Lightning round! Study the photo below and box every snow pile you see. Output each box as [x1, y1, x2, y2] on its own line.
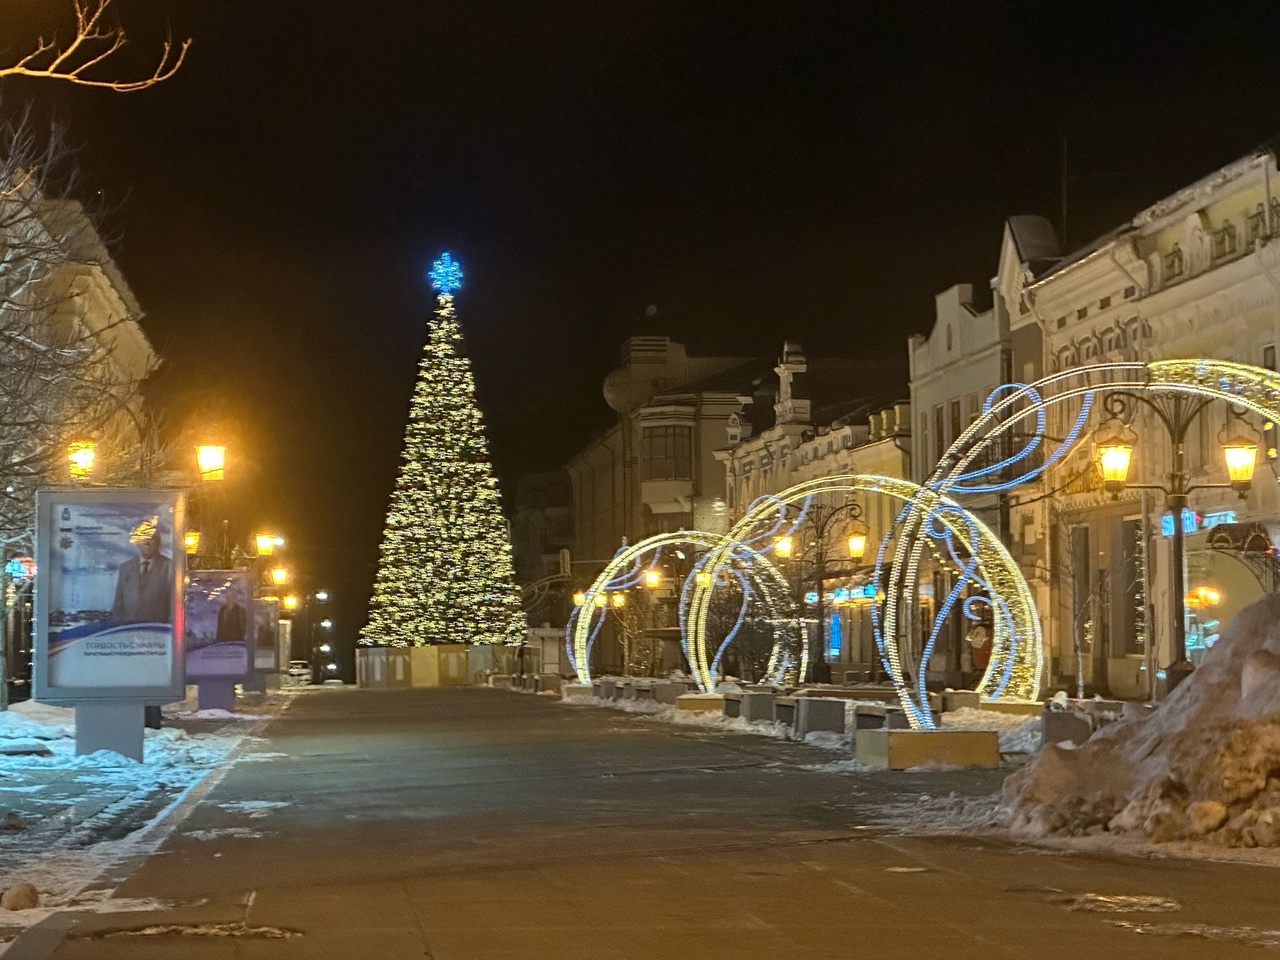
[0, 700, 75, 740]
[941, 707, 1041, 754]
[1005, 593, 1280, 845]
[561, 694, 790, 738]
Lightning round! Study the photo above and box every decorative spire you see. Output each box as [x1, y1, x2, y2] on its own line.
[428, 251, 464, 295]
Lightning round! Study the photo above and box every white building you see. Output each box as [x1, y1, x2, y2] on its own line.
[993, 150, 1280, 697]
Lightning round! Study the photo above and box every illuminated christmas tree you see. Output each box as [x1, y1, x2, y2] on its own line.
[361, 253, 525, 647]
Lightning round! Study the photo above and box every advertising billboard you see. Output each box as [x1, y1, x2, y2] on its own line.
[34, 488, 185, 703]
[184, 570, 251, 679]
[253, 597, 280, 671]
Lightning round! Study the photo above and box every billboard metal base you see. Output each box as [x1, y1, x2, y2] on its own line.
[75, 701, 145, 761]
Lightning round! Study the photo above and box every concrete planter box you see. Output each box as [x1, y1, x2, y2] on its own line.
[796, 697, 845, 736]
[774, 697, 797, 726]
[561, 682, 593, 699]
[489, 673, 512, 688]
[676, 694, 724, 713]
[387, 649, 412, 689]
[979, 699, 1043, 717]
[740, 691, 776, 722]
[631, 682, 654, 700]
[855, 729, 1000, 770]
[853, 704, 888, 729]
[941, 690, 980, 712]
[535, 674, 562, 694]
[722, 693, 743, 718]
[653, 681, 687, 705]
[1042, 709, 1089, 747]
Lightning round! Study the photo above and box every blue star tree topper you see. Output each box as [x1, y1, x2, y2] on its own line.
[428, 252, 464, 295]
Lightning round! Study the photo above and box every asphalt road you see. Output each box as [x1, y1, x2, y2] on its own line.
[19, 687, 1280, 959]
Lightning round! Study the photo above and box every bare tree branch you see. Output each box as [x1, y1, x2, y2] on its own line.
[0, 0, 189, 92]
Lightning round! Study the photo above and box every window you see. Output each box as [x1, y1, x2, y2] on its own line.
[920, 414, 929, 462]
[1099, 296, 1112, 310]
[644, 510, 692, 537]
[949, 400, 962, 445]
[1077, 307, 1088, 320]
[1266, 346, 1277, 460]
[1124, 285, 1137, 299]
[641, 425, 692, 481]
[932, 405, 944, 464]
[966, 392, 981, 425]
[1165, 244, 1184, 280]
[1055, 316, 1066, 329]
[1211, 223, 1238, 260]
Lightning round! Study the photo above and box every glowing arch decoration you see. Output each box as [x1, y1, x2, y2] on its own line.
[923, 358, 1280, 708]
[568, 531, 802, 691]
[685, 475, 1038, 728]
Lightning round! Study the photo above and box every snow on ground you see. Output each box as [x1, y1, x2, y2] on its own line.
[562, 695, 792, 739]
[940, 707, 1041, 754]
[0, 697, 279, 945]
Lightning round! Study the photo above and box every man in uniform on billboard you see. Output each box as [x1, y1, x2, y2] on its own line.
[110, 518, 172, 624]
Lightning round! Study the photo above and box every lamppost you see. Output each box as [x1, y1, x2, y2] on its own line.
[1093, 394, 1258, 693]
[774, 499, 869, 684]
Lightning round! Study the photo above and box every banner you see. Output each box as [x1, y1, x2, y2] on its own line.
[253, 597, 280, 670]
[184, 570, 251, 679]
[35, 488, 185, 702]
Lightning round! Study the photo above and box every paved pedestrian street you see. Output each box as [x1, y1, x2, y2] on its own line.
[9, 687, 1280, 959]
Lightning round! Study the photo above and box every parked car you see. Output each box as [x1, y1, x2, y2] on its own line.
[287, 660, 311, 682]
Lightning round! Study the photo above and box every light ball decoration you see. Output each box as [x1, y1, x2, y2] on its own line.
[572, 590, 587, 606]
[196, 444, 226, 482]
[67, 441, 96, 481]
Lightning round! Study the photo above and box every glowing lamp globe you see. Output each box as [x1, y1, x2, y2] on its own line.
[196, 444, 226, 482]
[67, 441, 96, 481]
[643, 569, 662, 588]
[774, 535, 794, 559]
[1093, 427, 1134, 495]
[848, 532, 868, 561]
[1222, 434, 1258, 493]
[593, 593, 607, 608]
[183, 530, 201, 555]
[572, 590, 586, 606]
[283, 595, 299, 611]
[271, 567, 288, 586]
[255, 533, 282, 556]
[694, 571, 710, 587]
[610, 592, 626, 608]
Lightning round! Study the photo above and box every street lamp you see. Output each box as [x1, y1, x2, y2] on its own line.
[314, 589, 330, 602]
[1094, 395, 1259, 691]
[320, 618, 333, 629]
[271, 566, 288, 587]
[183, 530, 201, 555]
[282, 594, 299, 612]
[255, 533, 283, 556]
[572, 590, 587, 606]
[643, 568, 662, 589]
[847, 529, 868, 562]
[195, 444, 226, 482]
[67, 441, 96, 481]
[610, 592, 626, 608]
[774, 535, 794, 559]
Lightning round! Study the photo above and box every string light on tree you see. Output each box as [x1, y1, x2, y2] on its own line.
[361, 252, 525, 647]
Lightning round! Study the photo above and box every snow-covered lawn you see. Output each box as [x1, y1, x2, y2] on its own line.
[0, 697, 280, 947]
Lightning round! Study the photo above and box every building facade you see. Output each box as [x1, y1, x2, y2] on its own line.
[992, 150, 1280, 697]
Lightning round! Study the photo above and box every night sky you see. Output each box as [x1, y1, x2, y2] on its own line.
[5, 2, 1280, 661]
